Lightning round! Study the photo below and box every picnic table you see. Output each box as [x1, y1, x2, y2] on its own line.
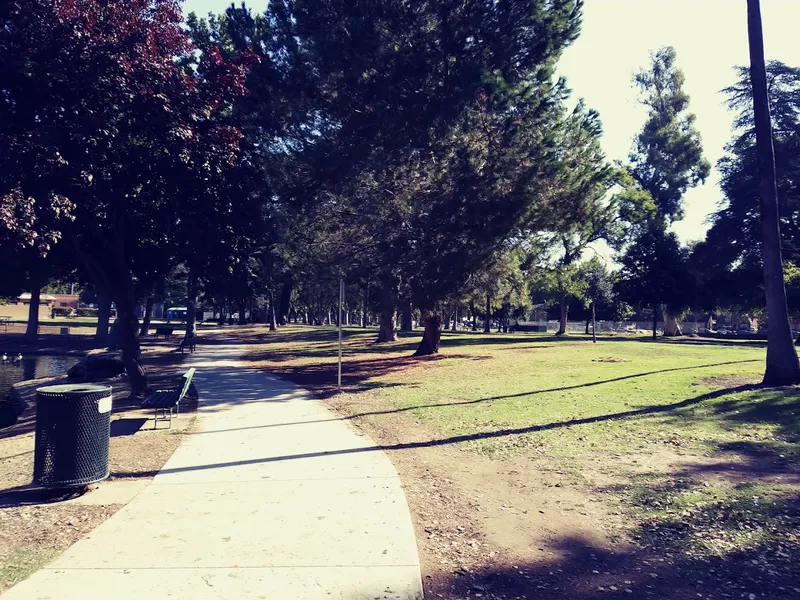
[0, 316, 10, 332]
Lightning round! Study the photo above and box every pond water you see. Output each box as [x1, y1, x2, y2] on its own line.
[0, 355, 81, 400]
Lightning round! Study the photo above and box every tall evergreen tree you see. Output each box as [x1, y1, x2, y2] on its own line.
[542, 100, 615, 335]
[622, 46, 710, 336]
[227, 0, 587, 355]
[693, 62, 800, 321]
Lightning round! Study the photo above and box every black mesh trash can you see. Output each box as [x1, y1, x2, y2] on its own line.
[33, 384, 112, 488]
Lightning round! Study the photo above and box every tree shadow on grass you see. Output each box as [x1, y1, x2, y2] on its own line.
[265, 353, 487, 398]
[261, 358, 756, 405]
[705, 386, 800, 441]
[424, 524, 800, 599]
[437, 434, 800, 599]
[576, 450, 800, 600]
[116, 384, 772, 478]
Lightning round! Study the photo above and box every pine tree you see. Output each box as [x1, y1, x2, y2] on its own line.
[623, 47, 710, 337]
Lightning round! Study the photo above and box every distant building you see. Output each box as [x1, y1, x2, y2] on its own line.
[17, 293, 79, 310]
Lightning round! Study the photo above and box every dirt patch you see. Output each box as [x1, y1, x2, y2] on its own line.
[326, 390, 632, 599]
[592, 357, 631, 363]
[0, 342, 196, 592]
[700, 374, 762, 388]
[0, 503, 117, 589]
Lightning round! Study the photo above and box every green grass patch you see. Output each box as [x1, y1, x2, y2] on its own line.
[0, 548, 57, 592]
[251, 327, 800, 462]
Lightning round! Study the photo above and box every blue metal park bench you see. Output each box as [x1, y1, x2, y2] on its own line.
[141, 367, 196, 429]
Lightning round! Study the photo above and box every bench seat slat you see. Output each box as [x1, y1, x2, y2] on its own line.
[142, 390, 180, 408]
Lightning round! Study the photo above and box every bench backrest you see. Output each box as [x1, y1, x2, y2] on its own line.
[178, 367, 196, 401]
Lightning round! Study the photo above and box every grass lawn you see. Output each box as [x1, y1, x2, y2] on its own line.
[241, 326, 800, 599]
[246, 326, 784, 458]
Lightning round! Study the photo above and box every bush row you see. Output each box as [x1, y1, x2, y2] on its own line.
[50, 307, 118, 318]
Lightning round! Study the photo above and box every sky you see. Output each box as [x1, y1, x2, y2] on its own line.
[183, 0, 800, 244]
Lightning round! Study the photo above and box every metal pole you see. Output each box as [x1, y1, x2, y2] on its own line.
[338, 277, 343, 391]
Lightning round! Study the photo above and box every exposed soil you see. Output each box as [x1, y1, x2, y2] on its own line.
[0, 341, 197, 592]
[700, 374, 762, 388]
[327, 389, 626, 599]
[592, 357, 631, 363]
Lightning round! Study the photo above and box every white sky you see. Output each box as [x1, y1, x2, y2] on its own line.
[184, 0, 800, 244]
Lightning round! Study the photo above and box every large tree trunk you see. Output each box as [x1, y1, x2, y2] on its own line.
[139, 294, 154, 337]
[470, 300, 477, 331]
[556, 295, 568, 336]
[185, 269, 198, 340]
[268, 293, 277, 331]
[452, 306, 458, 331]
[25, 282, 40, 341]
[748, 0, 800, 384]
[238, 299, 247, 325]
[376, 276, 399, 342]
[401, 297, 413, 332]
[96, 291, 112, 343]
[362, 284, 369, 329]
[591, 301, 597, 344]
[414, 310, 442, 356]
[278, 273, 292, 326]
[484, 293, 491, 333]
[115, 293, 147, 397]
[663, 311, 682, 336]
[652, 303, 658, 340]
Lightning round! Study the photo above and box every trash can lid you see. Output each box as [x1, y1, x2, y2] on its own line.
[36, 384, 112, 395]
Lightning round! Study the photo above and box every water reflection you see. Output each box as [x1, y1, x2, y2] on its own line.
[0, 355, 81, 399]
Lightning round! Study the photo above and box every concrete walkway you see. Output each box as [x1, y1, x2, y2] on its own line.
[4, 345, 423, 599]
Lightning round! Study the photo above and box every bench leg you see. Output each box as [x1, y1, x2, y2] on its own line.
[152, 407, 175, 429]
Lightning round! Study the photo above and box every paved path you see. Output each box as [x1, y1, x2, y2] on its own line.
[4, 345, 423, 599]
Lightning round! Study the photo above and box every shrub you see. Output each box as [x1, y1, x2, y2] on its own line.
[52, 307, 76, 318]
[76, 307, 117, 318]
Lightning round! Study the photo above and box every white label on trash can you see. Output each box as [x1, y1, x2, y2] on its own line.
[98, 396, 112, 414]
